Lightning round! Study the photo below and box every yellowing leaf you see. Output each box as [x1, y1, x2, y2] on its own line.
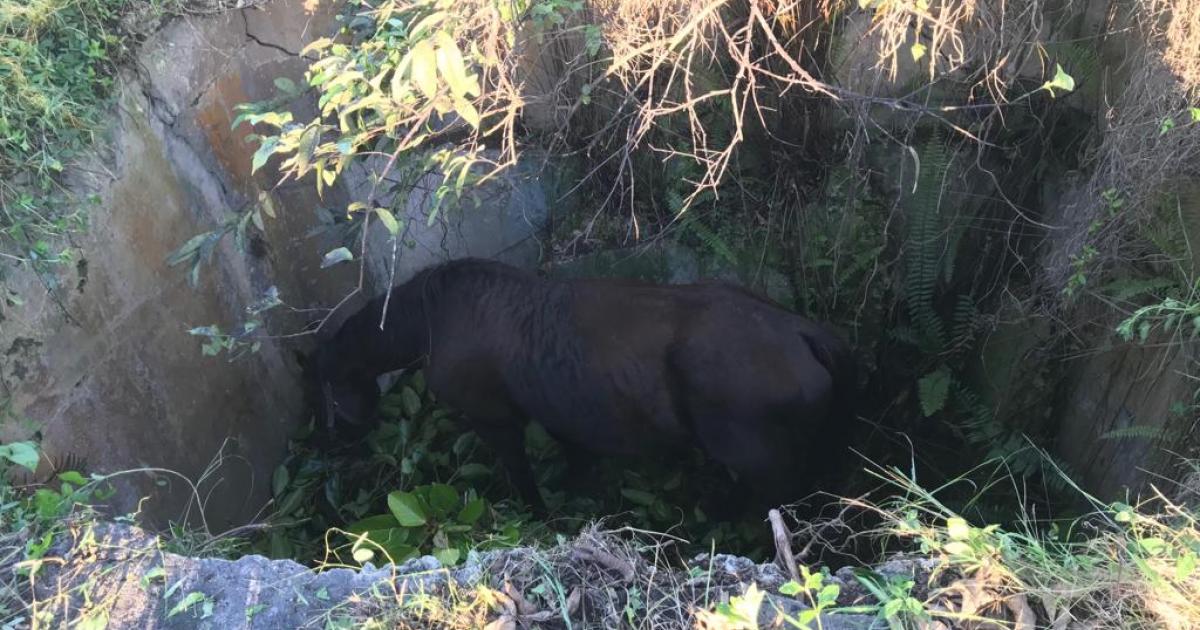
[943, 541, 972, 556]
[910, 42, 927, 62]
[454, 99, 481, 128]
[411, 39, 439, 99]
[300, 37, 334, 57]
[320, 247, 354, 268]
[375, 207, 402, 235]
[1042, 63, 1076, 97]
[946, 517, 971, 540]
[434, 32, 471, 99]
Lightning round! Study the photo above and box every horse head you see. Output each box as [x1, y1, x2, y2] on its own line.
[312, 345, 382, 441]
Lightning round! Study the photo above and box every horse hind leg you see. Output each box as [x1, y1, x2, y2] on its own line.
[686, 403, 807, 515]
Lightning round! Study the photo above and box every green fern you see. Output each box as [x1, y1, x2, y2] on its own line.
[954, 387, 1072, 491]
[902, 131, 952, 354]
[948, 294, 979, 352]
[1100, 425, 1173, 442]
[682, 215, 739, 268]
[1101, 277, 1180, 302]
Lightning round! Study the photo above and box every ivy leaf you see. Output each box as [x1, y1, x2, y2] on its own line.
[388, 491, 427, 527]
[1041, 64, 1076, 97]
[320, 247, 354, 268]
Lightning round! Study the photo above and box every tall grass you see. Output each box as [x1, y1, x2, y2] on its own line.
[850, 457, 1200, 629]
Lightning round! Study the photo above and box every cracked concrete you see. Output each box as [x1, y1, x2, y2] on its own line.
[0, 0, 548, 531]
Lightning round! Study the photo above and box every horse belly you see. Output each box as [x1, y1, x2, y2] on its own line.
[530, 393, 678, 457]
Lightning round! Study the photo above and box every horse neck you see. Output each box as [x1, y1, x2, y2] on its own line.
[327, 296, 426, 377]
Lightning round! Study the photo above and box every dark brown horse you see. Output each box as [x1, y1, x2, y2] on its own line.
[311, 258, 856, 513]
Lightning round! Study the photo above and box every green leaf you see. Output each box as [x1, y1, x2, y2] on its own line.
[1177, 550, 1197, 580]
[387, 491, 427, 527]
[166, 232, 209, 266]
[272, 465, 289, 498]
[1190, 107, 1200, 123]
[1138, 537, 1168, 556]
[320, 247, 354, 268]
[140, 566, 166, 588]
[778, 580, 803, 596]
[58, 470, 87, 486]
[620, 488, 657, 507]
[411, 39, 439, 99]
[296, 125, 322, 172]
[433, 547, 461, 566]
[457, 497, 486, 525]
[375, 208, 402, 236]
[1041, 63, 1076, 97]
[1160, 116, 1177, 135]
[917, 368, 952, 417]
[1, 442, 39, 472]
[168, 592, 208, 618]
[273, 77, 298, 95]
[251, 136, 281, 173]
[401, 387, 422, 417]
[427, 484, 459, 518]
[346, 514, 401, 534]
[457, 463, 492, 479]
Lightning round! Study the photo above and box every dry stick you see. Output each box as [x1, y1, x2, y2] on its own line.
[768, 508, 800, 583]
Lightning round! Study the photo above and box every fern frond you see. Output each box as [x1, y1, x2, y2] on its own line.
[682, 215, 739, 267]
[1100, 425, 1172, 442]
[902, 130, 952, 353]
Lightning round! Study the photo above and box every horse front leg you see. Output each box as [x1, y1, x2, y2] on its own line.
[470, 420, 546, 515]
